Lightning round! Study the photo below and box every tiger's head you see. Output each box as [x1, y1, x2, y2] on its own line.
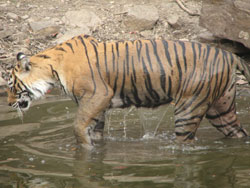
[0, 52, 56, 112]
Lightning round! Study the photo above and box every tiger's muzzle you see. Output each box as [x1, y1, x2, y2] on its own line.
[9, 91, 32, 111]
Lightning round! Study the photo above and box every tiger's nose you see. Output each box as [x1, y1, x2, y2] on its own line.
[19, 101, 28, 108]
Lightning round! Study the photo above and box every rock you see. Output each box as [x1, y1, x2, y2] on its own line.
[21, 15, 29, 20]
[0, 29, 14, 39]
[140, 30, 152, 38]
[0, 77, 6, 87]
[64, 9, 101, 28]
[0, 67, 7, 87]
[29, 20, 55, 32]
[200, 0, 250, 49]
[8, 32, 29, 45]
[167, 15, 180, 29]
[0, 49, 5, 54]
[234, 0, 250, 14]
[35, 26, 61, 39]
[6, 12, 19, 20]
[55, 27, 91, 44]
[198, 31, 217, 42]
[123, 5, 159, 31]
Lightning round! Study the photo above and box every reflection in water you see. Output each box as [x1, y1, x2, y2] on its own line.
[0, 95, 250, 187]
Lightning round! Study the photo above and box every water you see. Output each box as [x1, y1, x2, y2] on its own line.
[0, 93, 250, 188]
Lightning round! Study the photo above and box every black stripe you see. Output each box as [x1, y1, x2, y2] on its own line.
[229, 52, 234, 66]
[74, 38, 78, 46]
[66, 42, 74, 53]
[175, 75, 208, 115]
[90, 39, 98, 47]
[180, 42, 197, 93]
[126, 42, 130, 76]
[175, 114, 203, 125]
[136, 40, 142, 62]
[113, 45, 119, 94]
[216, 50, 226, 96]
[181, 88, 210, 117]
[72, 82, 79, 106]
[179, 41, 187, 72]
[78, 36, 96, 96]
[173, 43, 182, 95]
[167, 76, 172, 98]
[120, 60, 126, 105]
[49, 65, 67, 94]
[162, 40, 172, 67]
[211, 48, 220, 99]
[191, 42, 197, 75]
[175, 131, 195, 140]
[145, 43, 153, 71]
[12, 76, 17, 91]
[55, 47, 67, 52]
[209, 119, 238, 128]
[142, 57, 160, 103]
[36, 54, 51, 59]
[195, 45, 211, 93]
[197, 43, 202, 60]
[17, 78, 33, 95]
[130, 75, 141, 106]
[115, 42, 120, 57]
[150, 40, 166, 93]
[104, 43, 110, 84]
[112, 44, 116, 72]
[206, 102, 235, 120]
[131, 56, 137, 83]
[17, 83, 23, 91]
[83, 35, 90, 39]
[91, 42, 109, 96]
[222, 51, 231, 95]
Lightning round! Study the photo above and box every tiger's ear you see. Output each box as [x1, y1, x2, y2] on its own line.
[17, 52, 31, 71]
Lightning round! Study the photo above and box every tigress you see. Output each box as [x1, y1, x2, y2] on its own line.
[1, 34, 249, 149]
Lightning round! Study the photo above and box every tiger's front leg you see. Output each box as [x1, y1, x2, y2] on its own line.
[74, 91, 113, 150]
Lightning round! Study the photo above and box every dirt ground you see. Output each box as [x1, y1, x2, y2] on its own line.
[0, 0, 203, 64]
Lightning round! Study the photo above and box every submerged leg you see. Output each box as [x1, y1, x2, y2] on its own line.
[74, 91, 113, 149]
[206, 84, 248, 138]
[174, 99, 209, 143]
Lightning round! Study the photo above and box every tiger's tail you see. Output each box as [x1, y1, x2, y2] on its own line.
[236, 58, 250, 84]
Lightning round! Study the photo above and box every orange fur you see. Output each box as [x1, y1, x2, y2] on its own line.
[1, 34, 249, 149]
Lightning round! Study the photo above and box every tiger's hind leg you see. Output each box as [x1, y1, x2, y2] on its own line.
[174, 99, 209, 143]
[206, 84, 248, 138]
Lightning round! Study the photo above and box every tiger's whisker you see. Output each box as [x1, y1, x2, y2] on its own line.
[17, 106, 24, 123]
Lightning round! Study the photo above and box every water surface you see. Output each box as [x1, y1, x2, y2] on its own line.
[0, 93, 250, 188]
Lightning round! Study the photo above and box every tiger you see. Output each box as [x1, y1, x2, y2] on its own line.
[1, 34, 249, 149]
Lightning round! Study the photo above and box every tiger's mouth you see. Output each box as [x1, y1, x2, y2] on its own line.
[11, 91, 32, 112]
[18, 100, 29, 109]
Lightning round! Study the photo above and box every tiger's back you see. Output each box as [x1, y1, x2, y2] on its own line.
[46, 36, 235, 108]
[1, 34, 249, 149]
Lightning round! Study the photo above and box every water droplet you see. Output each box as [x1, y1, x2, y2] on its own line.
[29, 157, 34, 161]
[41, 160, 45, 164]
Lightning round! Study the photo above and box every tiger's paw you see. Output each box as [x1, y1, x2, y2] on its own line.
[87, 126, 104, 143]
[175, 132, 197, 144]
